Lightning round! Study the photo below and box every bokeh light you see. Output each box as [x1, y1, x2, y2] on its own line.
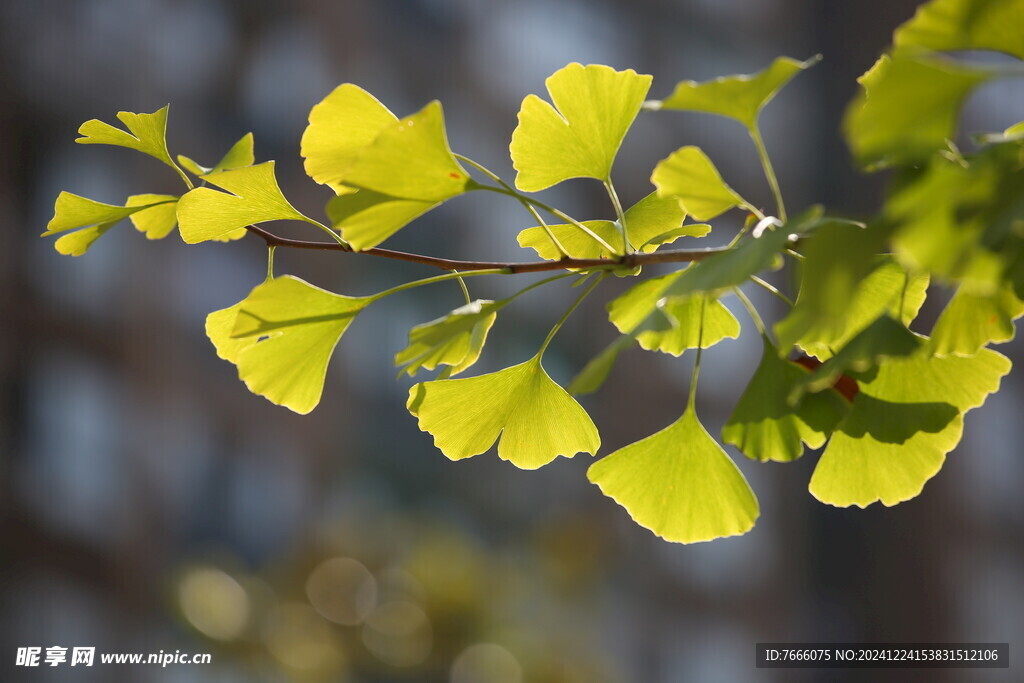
[450, 643, 523, 683]
[178, 567, 250, 641]
[306, 556, 378, 625]
[361, 600, 433, 667]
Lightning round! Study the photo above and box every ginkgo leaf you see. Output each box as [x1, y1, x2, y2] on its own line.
[568, 335, 634, 396]
[42, 191, 172, 256]
[588, 407, 758, 544]
[407, 355, 600, 470]
[640, 294, 740, 356]
[664, 226, 791, 298]
[775, 220, 929, 358]
[326, 188, 440, 252]
[511, 63, 652, 192]
[517, 220, 621, 260]
[809, 347, 1010, 507]
[894, 0, 1024, 60]
[636, 224, 711, 252]
[654, 55, 821, 129]
[301, 84, 399, 193]
[607, 270, 685, 334]
[396, 299, 501, 377]
[342, 100, 470, 202]
[178, 132, 255, 177]
[792, 315, 923, 399]
[126, 194, 178, 239]
[722, 339, 847, 463]
[651, 146, 746, 221]
[843, 52, 990, 169]
[177, 162, 316, 244]
[930, 284, 1024, 356]
[216, 276, 372, 414]
[76, 106, 190, 186]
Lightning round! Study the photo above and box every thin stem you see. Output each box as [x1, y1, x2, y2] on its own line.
[476, 184, 620, 256]
[604, 180, 631, 255]
[370, 268, 508, 302]
[455, 154, 571, 259]
[750, 275, 795, 307]
[244, 224, 726, 273]
[734, 286, 768, 340]
[727, 213, 757, 249]
[538, 273, 606, 356]
[785, 248, 805, 261]
[749, 125, 786, 222]
[304, 218, 350, 248]
[687, 297, 707, 409]
[266, 245, 276, 282]
[454, 271, 471, 304]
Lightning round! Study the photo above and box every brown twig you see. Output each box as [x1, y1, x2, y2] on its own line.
[245, 224, 726, 274]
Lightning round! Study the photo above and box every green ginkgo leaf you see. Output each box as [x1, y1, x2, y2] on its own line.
[178, 132, 256, 177]
[775, 221, 929, 357]
[407, 355, 600, 470]
[722, 339, 847, 463]
[640, 294, 740, 356]
[511, 63, 652, 192]
[342, 101, 470, 202]
[396, 299, 501, 377]
[588, 407, 759, 543]
[126, 194, 179, 240]
[211, 276, 372, 414]
[654, 55, 821, 129]
[177, 162, 316, 244]
[809, 347, 1010, 507]
[301, 84, 399, 193]
[76, 106, 190, 186]
[42, 191, 172, 256]
[517, 220, 622, 261]
[894, 0, 1024, 60]
[651, 146, 746, 221]
[930, 284, 1024, 356]
[606, 270, 683, 334]
[568, 335, 635, 396]
[792, 315, 923, 399]
[843, 52, 990, 169]
[326, 188, 440, 252]
[664, 226, 791, 298]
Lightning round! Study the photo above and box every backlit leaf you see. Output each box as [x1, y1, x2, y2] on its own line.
[723, 339, 847, 462]
[326, 188, 440, 252]
[655, 55, 821, 129]
[930, 284, 1024, 356]
[809, 347, 1010, 507]
[568, 335, 634, 396]
[43, 191, 172, 256]
[178, 132, 255, 177]
[651, 146, 745, 221]
[407, 355, 600, 470]
[664, 226, 791, 298]
[843, 52, 990, 169]
[214, 276, 371, 414]
[640, 294, 740, 356]
[588, 407, 758, 543]
[76, 106, 189, 185]
[177, 162, 315, 244]
[126, 194, 178, 239]
[511, 63, 652, 192]
[894, 0, 1024, 60]
[396, 299, 500, 377]
[517, 220, 621, 261]
[301, 84, 399, 193]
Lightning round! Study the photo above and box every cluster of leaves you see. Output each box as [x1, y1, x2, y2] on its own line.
[44, 0, 1023, 543]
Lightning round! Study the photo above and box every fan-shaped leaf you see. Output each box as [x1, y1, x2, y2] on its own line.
[126, 194, 179, 240]
[809, 347, 1010, 507]
[396, 300, 500, 377]
[76, 106, 189, 184]
[326, 188, 441, 252]
[843, 52, 990, 169]
[722, 339, 847, 463]
[651, 146, 745, 221]
[588, 407, 758, 543]
[517, 220, 621, 260]
[511, 63, 652, 192]
[568, 335, 634, 396]
[177, 162, 315, 244]
[43, 192, 172, 256]
[407, 355, 600, 470]
[655, 55, 820, 129]
[931, 284, 1024, 356]
[665, 227, 791, 298]
[209, 276, 371, 414]
[894, 0, 1024, 60]
[178, 132, 255, 177]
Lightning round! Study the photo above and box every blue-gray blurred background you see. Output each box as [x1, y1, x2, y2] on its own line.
[2, 1, 1023, 681]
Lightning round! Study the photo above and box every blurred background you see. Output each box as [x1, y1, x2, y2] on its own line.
[2, 0, 1023, 681]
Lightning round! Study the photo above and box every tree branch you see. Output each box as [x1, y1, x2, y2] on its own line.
[245, 225, 726, 274]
